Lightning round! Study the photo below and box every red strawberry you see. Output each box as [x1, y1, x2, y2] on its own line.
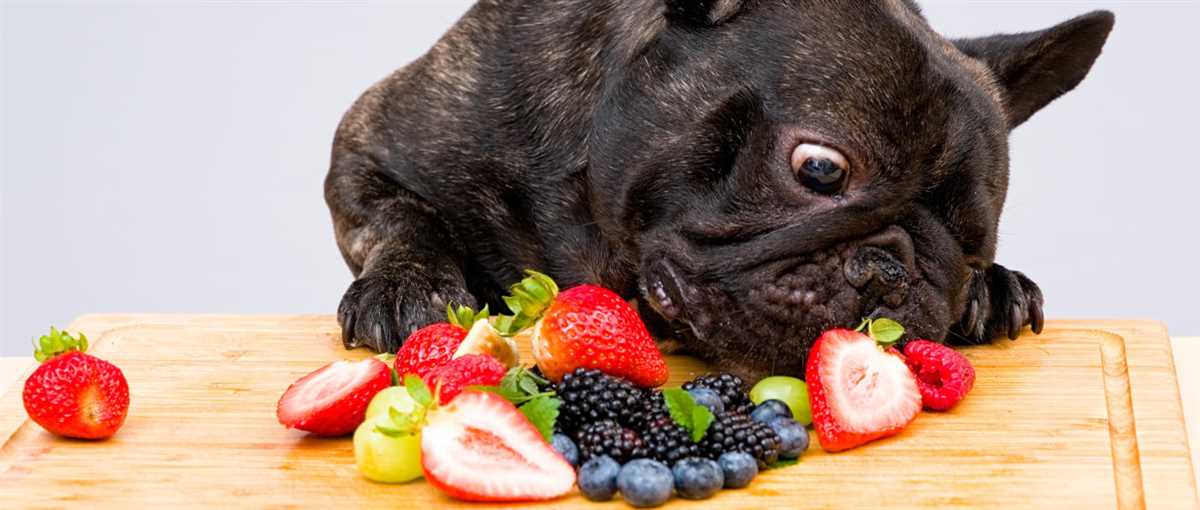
[806, 328, 921, 452]
[394, 304, 489, 379]
[423, 354, 507, 404]
[277, 358, 391, 436]
[421, 391, 575, 501]
[495, 271, 668, 387]
[23, 327, 130, 440]
[903, 340, 976, 411]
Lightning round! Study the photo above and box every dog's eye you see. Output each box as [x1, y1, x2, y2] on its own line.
[791, 143, 849, 194]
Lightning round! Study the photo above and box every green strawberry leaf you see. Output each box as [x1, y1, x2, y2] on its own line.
[868, 318, 905, 347]
[663, 388, 714, 443]
[519, 395, 561, 442]
[404, 375, 433, 408]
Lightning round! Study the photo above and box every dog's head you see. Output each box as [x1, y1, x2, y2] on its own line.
[588, 0, 1113, 378]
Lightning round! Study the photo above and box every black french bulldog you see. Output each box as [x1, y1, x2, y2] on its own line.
[324, 0, 1114, 380]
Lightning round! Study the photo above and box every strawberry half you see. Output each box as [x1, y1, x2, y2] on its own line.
[421, 391, 575, 502]
[23, 328, 130, 440]
[806, 328, 921, 452]
[495, 271, 669, 387]
[277, 358, 391, 436]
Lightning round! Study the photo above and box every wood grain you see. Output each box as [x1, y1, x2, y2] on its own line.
[1101, 334, 1145, 510]
[0, 315, 1195, 509]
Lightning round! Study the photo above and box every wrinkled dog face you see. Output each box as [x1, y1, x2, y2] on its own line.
[588, 0, 1110, 377]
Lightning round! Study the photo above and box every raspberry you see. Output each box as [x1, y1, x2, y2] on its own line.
[554, 368, 646, 436]
[682, 373, 754, 415]
[902, 340, 975, 411]
[575, 420, 647, 463]
[699, 412, 780, 468]
[423, 354, 507, 404]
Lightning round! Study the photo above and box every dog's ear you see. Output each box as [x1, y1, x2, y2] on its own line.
[664, 0, 747, 25]
[954, 11, 1115, 129]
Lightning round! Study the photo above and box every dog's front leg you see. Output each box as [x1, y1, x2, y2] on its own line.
[325, 157, 475, 353]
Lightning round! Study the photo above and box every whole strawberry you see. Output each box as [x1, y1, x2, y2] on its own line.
[23, 327, 130, 440]
[394, 304, 490, 379]
[903, 340, 976, 411]
[495, 271, 668, 387]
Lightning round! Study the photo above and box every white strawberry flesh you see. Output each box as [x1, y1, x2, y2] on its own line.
[421, 391, 574, 501]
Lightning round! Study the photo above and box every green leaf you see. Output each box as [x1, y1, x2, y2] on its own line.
[519, 395, 561, 442]
[770, 458, 800, 469]
[405, 375, 433, 407]
[868, 318, 905, 347]
[662, 389, 694, 429]
[662, 389, 712, 443]
[690, 405, 714, 443]
[518, 376, 540, 396]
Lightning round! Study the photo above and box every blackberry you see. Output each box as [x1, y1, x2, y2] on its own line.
[639, 413, 701, 464]
[683, 373, 754, 415]
[699, 412, 781, 467]
[555, 368, 646, 435]
[576, 420, 647, 463]
[625, 389, 669, 430]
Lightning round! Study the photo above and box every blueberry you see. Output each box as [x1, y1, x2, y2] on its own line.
[750, 399, 792, 424]
[578, 455, 621, 501]
[672, 457, 724, 500]
[551, 433, 579, 467]
[768, 417, 809, 459]
[718, 452, 758, 489]
[617, 458, 674, 508]
[687, 388, 725, 415]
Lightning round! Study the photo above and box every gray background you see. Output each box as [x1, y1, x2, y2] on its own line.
[2, 1, 1197, 356]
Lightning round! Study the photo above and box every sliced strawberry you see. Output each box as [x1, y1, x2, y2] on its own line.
[277, 358, 391, 436]
[423, 354, 507, 404]
[421, 391, 575, 502]
[806, 328, 921, 452]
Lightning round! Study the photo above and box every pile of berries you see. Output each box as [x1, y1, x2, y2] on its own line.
[549, 368, 812, 507]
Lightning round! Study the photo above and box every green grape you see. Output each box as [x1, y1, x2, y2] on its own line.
[365, 386, 418, 420]
[749, 376, 811, 426]
[354, 415, 423, 483]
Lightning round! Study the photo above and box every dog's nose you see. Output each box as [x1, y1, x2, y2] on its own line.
[844, 227, 914, 307]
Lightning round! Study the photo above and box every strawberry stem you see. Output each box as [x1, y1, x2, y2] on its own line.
[857, 318, 906, 348]
[494, 270, 559, 337]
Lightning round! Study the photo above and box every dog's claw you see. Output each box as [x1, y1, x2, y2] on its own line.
[950, 264, 1044, 345]
[337, 272, 475, 353]
[1008, 303, 1022, 340]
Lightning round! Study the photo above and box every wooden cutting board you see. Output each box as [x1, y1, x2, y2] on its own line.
[0, 315, 1195, 509]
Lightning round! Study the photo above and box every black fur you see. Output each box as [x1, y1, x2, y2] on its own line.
[324, 0, 1114, 380]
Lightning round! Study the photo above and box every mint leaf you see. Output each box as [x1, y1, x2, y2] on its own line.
[770, 458, 800, 469]
[404, 374, 433, 407]
[690, 405, 714, 443]
[519, 395, 561, 442]
[662, 389, 694, 429]
[868, 318, 905, 347]
[663, 389, 713, 443]
[518, 376, 540, 396]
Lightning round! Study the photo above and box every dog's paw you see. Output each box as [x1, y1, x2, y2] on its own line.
[951, 263, 1044, 344]
[336, 272, 476, 353]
